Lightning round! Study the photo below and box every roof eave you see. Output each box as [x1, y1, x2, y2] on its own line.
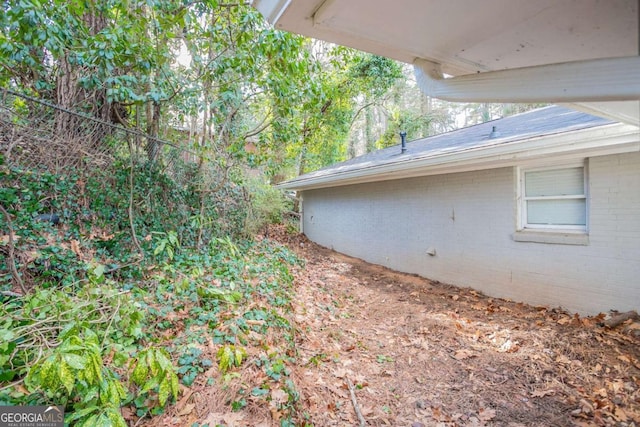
[277, 123, 639, 191]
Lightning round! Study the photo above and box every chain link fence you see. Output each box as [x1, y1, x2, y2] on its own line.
[0, 87, 192, 174]
[0, 88, 249, 253]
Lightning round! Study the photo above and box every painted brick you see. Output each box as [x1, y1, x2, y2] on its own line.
[302, 152, 640, 314]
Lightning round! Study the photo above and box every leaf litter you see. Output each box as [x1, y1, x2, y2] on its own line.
[271, 225, 639, 427]
[147, 225, 639, 426]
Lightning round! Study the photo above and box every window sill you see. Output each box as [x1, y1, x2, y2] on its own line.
[513, 230, 589, 246]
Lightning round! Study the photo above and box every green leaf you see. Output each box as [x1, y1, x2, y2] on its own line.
[158, 377, 170, 406]
[88, 352, 103, 384]
[63, 352, 87, 369]
[217, 345, 234, 372]
[58, 361, 75, 395]
[131, 360, 148, 386]
[65, 406, 97, 423]
[94, 414, 112, 427]
[234, 347, 246, 366]
[147, 349, 158, 376]
[141, 376, 160, 394]
[154, 240, 166, 256]
[251, 387, 269, 397]
[154, 348, 172, 371]
[40, 358, 57, 389]
[105, 379, 125, 406]
[0, 329, 15, 342]
[84, 329, 100, 346]
[92, 263, 106, 280]
[78, 414, 99, 427]
[170, 371, 179, 400]
[106, 408, 128, 427]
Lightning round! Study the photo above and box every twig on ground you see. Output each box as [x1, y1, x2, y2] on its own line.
[346, 377, 366, 427]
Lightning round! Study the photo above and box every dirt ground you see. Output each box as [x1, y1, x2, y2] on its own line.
[154, 227, 640, 427]
[274, 228, 640, 427]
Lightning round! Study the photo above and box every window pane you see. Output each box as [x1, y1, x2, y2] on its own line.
[525, 167, 584, 197]
[527, 199, 586, 226]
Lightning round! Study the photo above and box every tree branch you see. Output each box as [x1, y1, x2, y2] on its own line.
[346, 377, 366, 427]
[0, 204, 26, 294]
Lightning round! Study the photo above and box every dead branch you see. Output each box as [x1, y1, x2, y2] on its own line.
[0, 204, 26, 294]
[1, 290, 23, 298]
[603, 311, 639, 329]
[346, 377, 366, 427]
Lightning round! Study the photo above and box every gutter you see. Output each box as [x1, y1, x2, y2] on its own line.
[277, 123, 640, 191]
[414, 56, 640, 103]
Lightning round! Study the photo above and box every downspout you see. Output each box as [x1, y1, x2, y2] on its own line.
[413, 56, 640, 103]
[298, 192, 304, 234]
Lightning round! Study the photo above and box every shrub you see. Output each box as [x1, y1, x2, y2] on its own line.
[243, 175, 291, 235]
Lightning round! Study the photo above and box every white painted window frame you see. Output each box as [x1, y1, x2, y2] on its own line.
[517, 161, 588, 233]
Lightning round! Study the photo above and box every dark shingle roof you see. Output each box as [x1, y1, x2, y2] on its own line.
[280, 105, 615, 189]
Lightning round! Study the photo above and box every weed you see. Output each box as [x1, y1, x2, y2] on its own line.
[376, 354, 394, 364]
[1, 159, 305, 423]
[217, 345, 247, 373]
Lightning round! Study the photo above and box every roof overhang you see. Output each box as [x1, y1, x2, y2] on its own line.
[277, 123, 640, 191]
[253, 0, 640, 125]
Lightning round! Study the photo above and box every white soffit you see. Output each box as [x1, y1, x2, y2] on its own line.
[253, 0, 640, 123]
[568, 101, 640, 127]
[254, 0, 638, 73]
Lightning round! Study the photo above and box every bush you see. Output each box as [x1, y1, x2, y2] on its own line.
[243, 175, 291, 235]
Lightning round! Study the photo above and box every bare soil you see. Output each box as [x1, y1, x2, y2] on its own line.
[276, 227, 640, 427]
[154, 226, 640, 426]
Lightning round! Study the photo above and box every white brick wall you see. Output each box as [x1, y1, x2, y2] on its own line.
[302, 152, 640, 314]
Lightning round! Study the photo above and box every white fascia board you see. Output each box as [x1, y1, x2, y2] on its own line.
[277, 124, 640, 191]
[251, 0, 291, 24]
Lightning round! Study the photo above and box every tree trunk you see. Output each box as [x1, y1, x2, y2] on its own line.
[365, 102, 375, 153]
[55, 6, 110, 147]
[146, 101, 162, 162]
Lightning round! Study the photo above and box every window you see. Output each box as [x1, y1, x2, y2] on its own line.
[519, 163, 587, 232]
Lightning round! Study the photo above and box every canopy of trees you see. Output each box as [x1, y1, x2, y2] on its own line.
[1, 0, 412, 179]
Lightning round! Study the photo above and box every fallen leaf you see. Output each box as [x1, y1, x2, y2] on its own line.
[478, 408, 496, 421]
[606, 379, 625, 394]
[499, 339, 520, 353]
[271, 388, 289, 405]
[334, 367, 348, 378]
[0, 234, 20, 245]
[612, 407, 628, 422]
[177, 403, 195, 416]
[617, 355, 631, 363]
[531, 389, 555, 398]
[121, 406, 135, 421]
[70, 239, 82, 257]
[201, 413, 225, 426]
[454, 349, 476, 360]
